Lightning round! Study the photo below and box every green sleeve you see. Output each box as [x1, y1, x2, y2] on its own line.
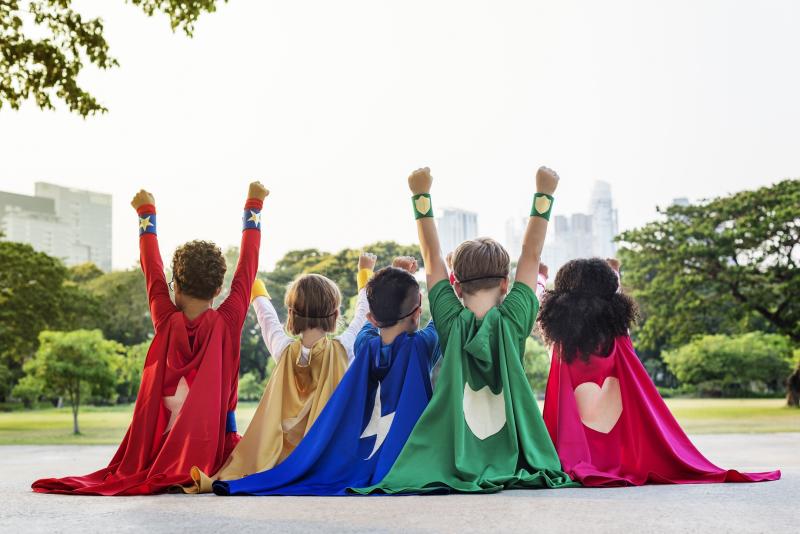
[428, 279, 463, 347]
[498, 281, 538, 343]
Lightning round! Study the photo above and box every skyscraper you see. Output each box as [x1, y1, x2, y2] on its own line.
[589, 181, 618, 260]
[540, 180, 619, 275]
[437, 208, 478, 255]
[0, 183, 112, 271]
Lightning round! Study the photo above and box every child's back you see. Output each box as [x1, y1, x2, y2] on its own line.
[32, 183, 268, 495]
[356, 166, 576, 494]
[540, 258, 780, 486]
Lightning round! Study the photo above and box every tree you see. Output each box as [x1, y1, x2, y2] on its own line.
[523, 337, 550, 396]
[11, 374, 43, 408]
[24, 329, 120, 433]
[0, 241, 99, 387]
[83, 268, 153, 346]
[618, 179, 800, 354]
[68, 262, 104, 283]
[113, 342, 148, 404]
[237, 371, 265, 401]
[1, 0, 224, 116]
[663, 332, 795, 398]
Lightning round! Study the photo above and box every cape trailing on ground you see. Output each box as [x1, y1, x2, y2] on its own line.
[354, 280, 577, 494]
[543, 335, 781, 486]
[31, 199, 262, 495]
[214, 321, 440, 496]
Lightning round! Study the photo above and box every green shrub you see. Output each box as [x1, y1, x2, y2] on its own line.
[663, 332, 795, 397]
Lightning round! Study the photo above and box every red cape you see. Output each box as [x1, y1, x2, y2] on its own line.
[32, 199, 260, 495]
[32, 312, 240, 495]
[543, 336, 781, 487]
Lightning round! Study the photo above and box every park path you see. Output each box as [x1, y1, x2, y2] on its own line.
[0, 433, 796, 533]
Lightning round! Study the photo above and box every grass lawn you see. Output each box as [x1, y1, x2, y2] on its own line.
[0, 398, 797, 445]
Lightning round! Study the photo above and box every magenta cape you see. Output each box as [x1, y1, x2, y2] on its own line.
[542, 335, 780, 487]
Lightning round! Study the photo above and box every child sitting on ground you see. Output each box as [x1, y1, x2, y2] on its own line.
[188, 253, 375, 492]
[356, 166, 576, 494]
[33, 182, 268, 495]
[540, 258, 780, 486]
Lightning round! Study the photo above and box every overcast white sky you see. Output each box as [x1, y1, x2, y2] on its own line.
[1, 0, 798, 270]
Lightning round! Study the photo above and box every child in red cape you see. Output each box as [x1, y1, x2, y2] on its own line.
[540, 258, 781, 487]
[32, 182, 268, 495]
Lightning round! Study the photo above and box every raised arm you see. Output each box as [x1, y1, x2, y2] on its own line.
[337, 252, 376, 361]
[515, 166, 560, 289]
[408, 167, 448, 290]
[250, 279, 294, 363]
[131, 189, 177, 330]
[218, 182, 269, 328]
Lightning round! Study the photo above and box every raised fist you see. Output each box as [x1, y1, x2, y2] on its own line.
[359, 252, 377, 271]
[248, 181, 270, 201]
[408, 167, 433, 195]
[392, 256, 419, 274]
[535, 166, 560, 196]
[131, 189, 155, 210]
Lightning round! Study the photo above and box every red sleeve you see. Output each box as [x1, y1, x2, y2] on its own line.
[218, 198, 263, 329]
[137, 204, 177, 329]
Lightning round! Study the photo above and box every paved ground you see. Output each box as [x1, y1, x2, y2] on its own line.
[0, 434, 795, 533]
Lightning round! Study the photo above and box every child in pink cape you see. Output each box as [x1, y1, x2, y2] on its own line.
[540, 258, 780, 487]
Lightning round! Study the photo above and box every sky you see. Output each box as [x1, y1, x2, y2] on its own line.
[1, 0, 798, 271]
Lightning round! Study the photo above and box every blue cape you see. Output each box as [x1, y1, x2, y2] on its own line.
[213, 321, 440, 496]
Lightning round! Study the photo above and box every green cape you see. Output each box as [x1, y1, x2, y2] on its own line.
[353, 282, 577, 494]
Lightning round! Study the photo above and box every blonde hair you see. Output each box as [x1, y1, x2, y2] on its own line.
[284, 273, 342, 335]
[452, 237, 510, 294]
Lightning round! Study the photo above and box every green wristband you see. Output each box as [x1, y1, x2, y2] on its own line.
[531, 193, 554, 220]
[412, 193, 433, 220]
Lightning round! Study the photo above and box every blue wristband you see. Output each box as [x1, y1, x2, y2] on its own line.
[138, 213, 157, 236]
[243, 208, 262, 231]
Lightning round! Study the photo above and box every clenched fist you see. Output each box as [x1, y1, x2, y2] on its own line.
[248, 181, 270, 201]
[359, 252, 378, 271]
[392, 256, 419, 274]
[535, 166, 560, 196]
[131, 189, 155, 210]
[408, 167, 433, 195]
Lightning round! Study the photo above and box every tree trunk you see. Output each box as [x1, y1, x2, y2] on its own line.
[787, 366, 800, 408]
[72, 388, 81, 435]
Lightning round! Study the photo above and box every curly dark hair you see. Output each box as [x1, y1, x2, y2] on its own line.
[171, 240, 226, 300]
[366, 266, 420, 328]
[538, 258, 638, 363]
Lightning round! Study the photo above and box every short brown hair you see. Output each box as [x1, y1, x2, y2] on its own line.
[171, 240, 226, 300]
[285, 273, 342, 335]
[452, 237, 510, 294]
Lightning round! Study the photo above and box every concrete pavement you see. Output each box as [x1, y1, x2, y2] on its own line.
[0, 433, 796, 533]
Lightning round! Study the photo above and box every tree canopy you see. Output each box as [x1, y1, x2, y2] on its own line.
[1, 0, 224, 116]
[618, 179, 800, 354]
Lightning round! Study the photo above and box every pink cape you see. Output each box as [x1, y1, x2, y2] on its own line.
[542, 335, 781, 487]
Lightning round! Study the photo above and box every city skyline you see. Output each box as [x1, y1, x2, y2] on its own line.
[1, 2, 796, 271]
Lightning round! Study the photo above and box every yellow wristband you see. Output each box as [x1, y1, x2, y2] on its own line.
[357, 269, 374, 291]
[250, 278, 270, 303]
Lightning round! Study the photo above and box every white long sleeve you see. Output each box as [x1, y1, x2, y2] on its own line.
[336, 288, 369, 364]
[252, 296, 293, 363]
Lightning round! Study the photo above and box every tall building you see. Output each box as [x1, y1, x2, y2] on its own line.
[437, 208, 478, 255]
[541, 180, 618, 275]
[589, 181, 619, 260]
[0, 183, 112, 271]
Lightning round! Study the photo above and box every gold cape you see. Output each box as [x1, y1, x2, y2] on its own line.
[187, 336, 348, 493]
